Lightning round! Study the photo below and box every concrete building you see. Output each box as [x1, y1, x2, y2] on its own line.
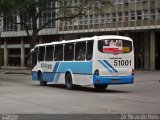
[0, 0, 160, 70]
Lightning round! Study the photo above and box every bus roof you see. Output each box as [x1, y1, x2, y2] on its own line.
[34, 35, 132, 48]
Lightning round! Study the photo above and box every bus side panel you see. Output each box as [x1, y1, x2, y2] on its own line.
[71, 74, 93, 85]
[58, 61, 92, 74]
[55, 61, 93, 85]
[43, 72, 57, 82]
[32, 71, 38, 80]
[35, 61, 93, 85]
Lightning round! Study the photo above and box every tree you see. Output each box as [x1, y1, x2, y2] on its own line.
[0, 0, 111, 49]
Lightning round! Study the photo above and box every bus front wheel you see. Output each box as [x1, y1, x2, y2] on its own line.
[38, 72, 47, 86]
[94, 84, 108, 90]
[65, 73, 75, 90]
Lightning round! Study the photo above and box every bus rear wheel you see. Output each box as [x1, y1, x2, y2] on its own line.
[94, 84, 108, 90]
[38, 72, 47, 86]
[65, 73, 75, 90]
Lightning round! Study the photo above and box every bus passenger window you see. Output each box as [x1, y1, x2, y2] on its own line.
[75, 42, 86, 61]
[45, 45, 54, 61]
[54, 44, 63, 61]
[64, 43, 74, 61]
[38, 46, 45, 61]
[86, 41, 93, 60]
[32, 47, 38, 66]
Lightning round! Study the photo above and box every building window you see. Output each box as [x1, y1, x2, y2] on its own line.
[112, 13, 116, 23]
[118, 13, 122, 22]
[142, 0, 148, 2]
[131, 11, 136, 21]
[84, 15, 89, 25]
[39, 2, 56, 28]
[64, 21, 69, 26]
[130, 0, 136, 3]
[105, 14, 111, 23]
[124, 12, 129, 22]
[100, 14, 105, 24]
[157, 9, 160, 19]
[143, 10, 149, 20]
[39, 10, 56, 28]
[150, 0, 155, 3]
[0, 12, 3, 28]
[150, 10, 155, 20]
[137, 0, 142, 2]
[112, 0, 118, 5]
[119, 0, 123, 4]
[79, 16, 84, 25]
[20, 14, 33, 30]
[95, 15, 100, 24]
[89, 15, 94, 24]
[73, 0, 79, 5]
[3, 12, 17, 31]
[59, 22, 64, 27]
[137, 11, 142, 20]
[0, 19, 2, 29]
[73, 19, 78, 26]
[68, 21, 72, 26]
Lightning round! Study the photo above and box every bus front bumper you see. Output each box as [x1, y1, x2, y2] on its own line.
[93, 75, 134, 85]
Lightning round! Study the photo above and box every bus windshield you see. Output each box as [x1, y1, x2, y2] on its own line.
[98, 39, 132, 54]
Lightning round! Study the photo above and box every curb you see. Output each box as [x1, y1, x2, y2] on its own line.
[4, 72, 31, 75]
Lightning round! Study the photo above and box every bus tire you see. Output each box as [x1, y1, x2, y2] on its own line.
[65, 73, 75, 90]
[38, 72, 47, 86]
[94, 84, 108, 90]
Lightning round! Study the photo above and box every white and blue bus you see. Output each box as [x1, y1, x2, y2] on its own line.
[31, 35, 135, 90]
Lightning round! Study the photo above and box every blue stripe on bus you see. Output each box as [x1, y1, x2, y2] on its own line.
[98, 60, 113, 73]
[54, 61, 92, 83]
[52, 62, 60, 82]
[37, 61, 92, 82]
[42, 62, 60, 82]
[103, 60, 118, 73]
[93, 75, 134, 85]
[32, 71, 38, 80]
[57, 61, 92, 74]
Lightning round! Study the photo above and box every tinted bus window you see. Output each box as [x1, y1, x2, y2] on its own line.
[98, 39, 132, 54]
[45, 45, 54, 61]
[86, 41, 93, 60]
[32, 47, 38, 66]
[54, 44, 63, 61]
[64, 43, 74, 61]
[75, 42, 86, 61]
[38, 46, 45, 61]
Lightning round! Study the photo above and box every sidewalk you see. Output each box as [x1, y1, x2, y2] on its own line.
[0, 67, 31, 75]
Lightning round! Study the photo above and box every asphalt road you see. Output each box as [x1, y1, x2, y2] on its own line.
[0, 71, 160, 115]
